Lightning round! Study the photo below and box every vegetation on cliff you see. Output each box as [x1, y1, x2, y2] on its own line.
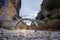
[36, 0, 60, 31]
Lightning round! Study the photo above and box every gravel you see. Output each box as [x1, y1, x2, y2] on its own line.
[0, 28, 60, 40]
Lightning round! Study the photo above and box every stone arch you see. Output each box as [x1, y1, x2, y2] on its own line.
[14, 18, 38, 29]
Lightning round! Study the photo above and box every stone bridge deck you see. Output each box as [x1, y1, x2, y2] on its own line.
[0, 28, 60, 40]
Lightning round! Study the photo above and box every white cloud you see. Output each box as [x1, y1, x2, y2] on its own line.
[19, 0, 43, 19]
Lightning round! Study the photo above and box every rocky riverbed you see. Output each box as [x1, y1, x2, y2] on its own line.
[0, 28, 60, 40]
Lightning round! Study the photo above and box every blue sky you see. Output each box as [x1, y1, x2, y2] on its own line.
[19, 0, 43, 19]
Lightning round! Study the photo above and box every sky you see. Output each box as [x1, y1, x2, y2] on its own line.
[19, 0, 43, 19]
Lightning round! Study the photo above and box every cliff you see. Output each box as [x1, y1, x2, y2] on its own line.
[0, 0, 21, 29]
[0, 0, 21, 21]
[36, 0, 60, 20]
[36, 0, 60, 30]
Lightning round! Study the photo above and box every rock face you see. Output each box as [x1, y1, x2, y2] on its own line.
[36, 0, 60, 20]
[36, 0, 60, 30]
[0, 0, 21, 28]
[0, 0, 21, 21]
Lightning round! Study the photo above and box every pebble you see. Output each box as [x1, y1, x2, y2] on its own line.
[0, 29, 60, 40]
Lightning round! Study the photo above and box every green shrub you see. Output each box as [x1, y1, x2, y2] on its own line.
[46, 0, 60, 11]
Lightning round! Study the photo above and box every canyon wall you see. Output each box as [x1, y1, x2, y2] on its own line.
[36, 0, 60, 20]
[36, 0, 60, 30]
[0, 0, 21, 28]
[0, 0, 21, 21]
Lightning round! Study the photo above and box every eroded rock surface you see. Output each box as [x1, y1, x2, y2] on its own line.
[0, 0, 21, 21]
[0, 0, 21, 28]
